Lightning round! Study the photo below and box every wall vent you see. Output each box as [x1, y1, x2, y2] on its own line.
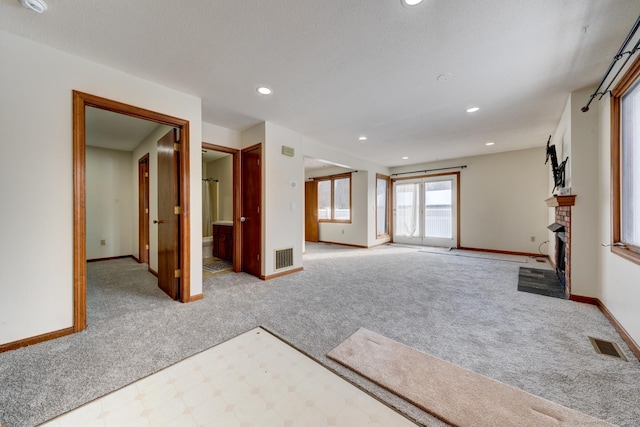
[589, 337, 627, 361]
[275, 247, 294, 270]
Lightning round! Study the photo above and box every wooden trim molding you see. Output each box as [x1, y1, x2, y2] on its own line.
[610, 54, 640, 266]
[73, 90, 192, 336]
[545, 195, 576, 207]
[261, 267, 304, 280]
[188, 293, 204, 302]
[0, 327, 74, 353]
[458, 246, 544, 258]
[87, 255, 134, 263]
[318, 241, 368, 248]
[375, 174, 391, 238]
[571, 295, 640, 362]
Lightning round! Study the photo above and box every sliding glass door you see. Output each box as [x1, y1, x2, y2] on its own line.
[393, 174, 458, 248]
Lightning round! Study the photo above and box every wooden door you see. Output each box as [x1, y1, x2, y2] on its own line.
[157, 129, 180, 300]
[305, 180, 319, 242]
[241, 144, 262, 277]
[138, 154, 150, 264]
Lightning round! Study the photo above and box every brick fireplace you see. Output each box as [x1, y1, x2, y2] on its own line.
[545, 195, 576, 298]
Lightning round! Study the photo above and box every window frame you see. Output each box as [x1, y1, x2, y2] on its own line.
[376, 174, 391, 238]
[611, 54, 640, 266]
[316, 173, 352, 223]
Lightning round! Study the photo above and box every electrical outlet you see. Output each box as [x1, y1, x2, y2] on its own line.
[100, 239, 106, 246]
[530, 236, 536, 242]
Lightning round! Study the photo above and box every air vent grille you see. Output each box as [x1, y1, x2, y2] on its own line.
[589, 337, 627, 361]
[275, 247, 294, 270]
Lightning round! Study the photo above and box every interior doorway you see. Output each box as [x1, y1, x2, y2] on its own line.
[393, 173, 460, 248]
[201, 142, 241, 273]
[72, 91, 192, 333]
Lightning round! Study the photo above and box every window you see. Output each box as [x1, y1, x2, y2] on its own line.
[376, 174, 390, 237]
[317, 174, 351, 222]
[612, 55, 640, 265]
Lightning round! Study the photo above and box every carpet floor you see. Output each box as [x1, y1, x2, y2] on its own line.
[1, 243, 639, 426]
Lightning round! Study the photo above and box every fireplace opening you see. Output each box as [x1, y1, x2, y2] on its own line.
[547, 222, 566, 288]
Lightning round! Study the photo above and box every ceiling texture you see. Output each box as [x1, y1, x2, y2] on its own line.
[2, 0, 638, 167]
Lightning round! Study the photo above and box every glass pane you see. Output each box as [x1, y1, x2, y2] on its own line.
[395, 183, 420, 237]
[621, 80, 640, 246]
[334, 177, 350, 220]
[317, 180, 331, 220]
[376, 178, 388, 235]
[424, 180, 452, 239]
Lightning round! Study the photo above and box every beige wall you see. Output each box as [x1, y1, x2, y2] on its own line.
[86, 146, 133, 260]
[390, 148, 549, 253]
[0, 31, 202, 345]
[597, 92, 640, 345]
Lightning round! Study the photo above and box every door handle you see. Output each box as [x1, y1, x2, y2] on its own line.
[240, 217, 247, 222]
[153, 219, 165, 224]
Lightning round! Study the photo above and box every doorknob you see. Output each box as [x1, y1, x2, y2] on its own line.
[240, 217, 247, 222]
[153, 219, 165, 224]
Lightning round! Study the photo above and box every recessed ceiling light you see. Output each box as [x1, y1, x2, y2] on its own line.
[466, 107, 480, 113]
[402, 0, 424, 6]
[18, 0, 47, 13]
[358, 136, 367, 141]
[257, 86, 272, 95]
[402, 156, 409, 160]
[485, 141, 495, 146]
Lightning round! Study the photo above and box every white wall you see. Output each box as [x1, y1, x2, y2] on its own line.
[203, 121, 242, 150]
[390, 148, 549, 253]
[263, 123, 305, 276]
[0, 31, 202, 345]
[569, 87, 600, 297]
[86, 146, 133, 260]
[597, 93, 640, 344]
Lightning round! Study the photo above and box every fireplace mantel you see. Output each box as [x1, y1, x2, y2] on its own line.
[545, 195, 576, 207]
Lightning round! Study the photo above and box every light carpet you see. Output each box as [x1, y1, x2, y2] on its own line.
[328, 328, 613, 427]
[1, 243, 639, 427]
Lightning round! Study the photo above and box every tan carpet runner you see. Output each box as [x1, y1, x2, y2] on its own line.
[327, 328, 613, 427]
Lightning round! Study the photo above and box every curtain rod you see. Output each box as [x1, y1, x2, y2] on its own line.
[582, 15, 640, 112]
[391, 165, 467, 177]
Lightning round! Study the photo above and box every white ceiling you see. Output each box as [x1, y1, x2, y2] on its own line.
[2, 0, 638, 167]
[85, 107, 162, 151]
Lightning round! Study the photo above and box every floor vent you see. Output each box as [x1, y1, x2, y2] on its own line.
[589, 337, 627, 361]
[275, 247, 294, 270]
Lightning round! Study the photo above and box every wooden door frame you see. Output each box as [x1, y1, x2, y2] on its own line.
[390, 171, 461, 248]
[202, 142, 241, 272]
[138, 153, 150, 265]
[73, 90, 191, 332]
